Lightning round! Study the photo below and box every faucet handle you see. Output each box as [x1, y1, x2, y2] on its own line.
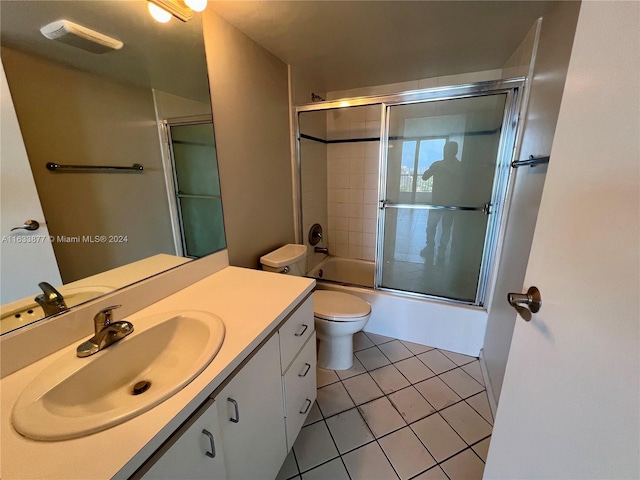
[93, 305, 122, 333]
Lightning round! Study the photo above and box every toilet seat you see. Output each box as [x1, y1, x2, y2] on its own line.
[314, 290, 371, 322]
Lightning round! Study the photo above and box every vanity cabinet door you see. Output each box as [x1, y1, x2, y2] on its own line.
[217, 334, 287, 480]
[142, 398, 227, 480]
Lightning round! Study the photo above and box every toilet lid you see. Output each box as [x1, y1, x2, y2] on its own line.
[314, 290, 371, 322]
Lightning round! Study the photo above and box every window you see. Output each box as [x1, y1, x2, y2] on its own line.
[399, 137, 447, 193]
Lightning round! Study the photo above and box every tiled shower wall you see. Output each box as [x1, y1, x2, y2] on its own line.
[326, 105, 381, 261]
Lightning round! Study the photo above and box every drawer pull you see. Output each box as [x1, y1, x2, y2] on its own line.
[202, 429, 216, 458]
[298, 363, 311, 377]
[294, 324, 309, 337]
[228, 397, 240, 423]
[299, 399, 312, 415]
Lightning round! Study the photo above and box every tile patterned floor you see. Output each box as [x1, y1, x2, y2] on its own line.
[276, 332, 493, 480]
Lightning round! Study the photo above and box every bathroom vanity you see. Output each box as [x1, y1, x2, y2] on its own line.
[0, 264, 316, 479]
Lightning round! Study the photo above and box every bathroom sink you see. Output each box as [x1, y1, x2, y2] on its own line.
[0, 285, 114, 333]
[11, 310, 225, 441]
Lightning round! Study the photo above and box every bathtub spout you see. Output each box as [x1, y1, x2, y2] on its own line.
[314, 247, 329, 254]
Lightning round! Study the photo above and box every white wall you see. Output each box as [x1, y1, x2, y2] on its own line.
[482, 1, 581, 407]
[202, 10, 294, 268]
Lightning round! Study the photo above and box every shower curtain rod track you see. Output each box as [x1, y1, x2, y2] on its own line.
[300, 127, 501, 145]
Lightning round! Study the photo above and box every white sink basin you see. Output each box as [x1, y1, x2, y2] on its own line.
[12, 310, 225, 441]
[0, 285, 114, 333]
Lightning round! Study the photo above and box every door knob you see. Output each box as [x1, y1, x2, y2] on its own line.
[507, 286, 542, 322]
[11, 220, 40, 232]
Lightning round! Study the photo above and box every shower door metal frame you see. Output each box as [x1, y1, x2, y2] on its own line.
[293, 78, 524, 306]
[161, 115, 219, 259]
[376, 80, 524, 306]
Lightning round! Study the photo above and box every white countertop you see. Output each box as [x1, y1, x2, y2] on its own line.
[0, 266, 315, 480]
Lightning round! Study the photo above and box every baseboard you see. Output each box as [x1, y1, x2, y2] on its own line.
[479, 348, 498, 419]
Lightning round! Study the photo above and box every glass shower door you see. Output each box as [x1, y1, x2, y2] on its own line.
[379, 92, 515, 304]
[168, 121, 226, 258]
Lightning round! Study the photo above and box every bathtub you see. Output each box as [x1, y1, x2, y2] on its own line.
[306, 256, 374, 288]
[305, 254, 487, 359]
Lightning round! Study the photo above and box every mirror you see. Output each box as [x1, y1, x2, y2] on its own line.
[0, 1, 226, 333]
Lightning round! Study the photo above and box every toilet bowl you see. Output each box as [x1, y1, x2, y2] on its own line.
[260, 244, 371, 370]
[314, 290, 371, 370]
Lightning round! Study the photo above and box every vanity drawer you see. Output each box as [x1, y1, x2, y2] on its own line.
[278, 295, 314, 372]
[283, 333, 317, 450]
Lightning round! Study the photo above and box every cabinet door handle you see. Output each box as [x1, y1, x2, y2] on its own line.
[228, 397, 240, 423]
[299, 399, 312, 415]
[298, 363, 311, 377]
[202, 429, 216, 458]
[294, 324, 308, 337]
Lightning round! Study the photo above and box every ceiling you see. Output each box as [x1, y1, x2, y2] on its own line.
[0, 1, 559, 99]
[210, 0, 558, 92]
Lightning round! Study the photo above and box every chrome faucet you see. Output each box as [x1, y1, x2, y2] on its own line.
[34, 282, 68, 316]
[76, 305, 134, 358]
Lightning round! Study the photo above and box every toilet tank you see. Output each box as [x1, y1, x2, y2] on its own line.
[260, 244, 308, 276]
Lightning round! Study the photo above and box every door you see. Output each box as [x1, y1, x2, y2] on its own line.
[142, 399, 227, 480]
[166, 119, 226, 258]
[379, 87, 520, 304]
[485, 3, 639, 478]
[218, 334, 287, 479]
[0, 61, 61, 304]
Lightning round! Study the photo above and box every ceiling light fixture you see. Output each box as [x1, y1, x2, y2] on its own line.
[148, 0, 207, 23]
[184, 0, 208, 13]
[147, 2, 172, 23]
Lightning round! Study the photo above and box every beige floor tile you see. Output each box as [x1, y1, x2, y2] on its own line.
[440, 449, 485, 480]
[342, 373, 384, 405]
[440, 349, 477, 366]
[412, 466, 449, 479]
[342, 442, 399, 480]
[325, 408, 375, 454]
[466, 391, 493, 425]
[355, 346, 391, 371]
[394, 357, 436, 384]
[439, 367, 484, 399]
[411, 414, 466, 462]
[461, 360, 485, 386]
[399, 340, 435, 355]
[378, 340, 414, 363]
[472, 436, 491, 462]
[388, 386, 435, 423]
[358, 396, 406, 438]
[414, 376, 461, 411]
[293, 422, 339, 472]
[316, 382, 355, 417]
[316, 367, 340, 388]
[369, 364, 410, 394]
[301, 458, 349, 480]
[439, 401, 492, 445]
[379, 427, 436, 480]
[417, 350, 457, 374]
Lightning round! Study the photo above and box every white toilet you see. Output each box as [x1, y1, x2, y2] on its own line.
[260, 244, 371, 370]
